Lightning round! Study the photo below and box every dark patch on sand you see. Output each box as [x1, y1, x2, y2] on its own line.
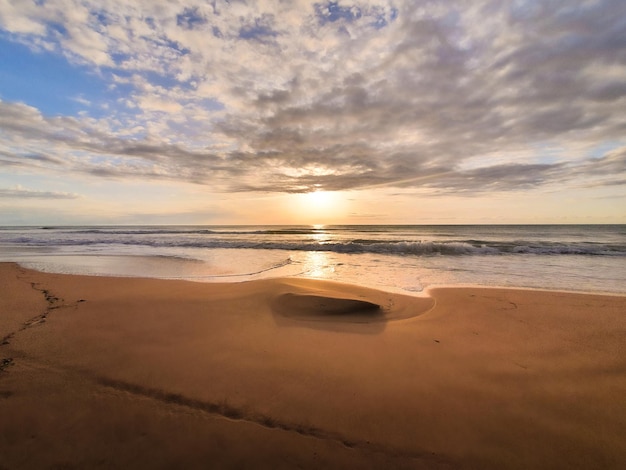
[0, 358, 13, 371]
[1, 333, 13, 346]
[272, 293, 384, 323]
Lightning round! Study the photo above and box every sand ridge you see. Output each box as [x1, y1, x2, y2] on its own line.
[269, 277, 435, 325]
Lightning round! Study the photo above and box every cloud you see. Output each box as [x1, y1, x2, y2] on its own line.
[0, 186, 80, 199]
[0, 0, 625, 197]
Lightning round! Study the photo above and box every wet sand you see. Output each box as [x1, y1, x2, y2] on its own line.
[1, 262, 625, 469]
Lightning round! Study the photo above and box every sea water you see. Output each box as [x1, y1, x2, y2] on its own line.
[0, 225, 624, 295]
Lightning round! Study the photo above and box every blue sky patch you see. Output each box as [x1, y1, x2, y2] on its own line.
[177, 7, 208, 30]
[0, 36, 111, 117]
[315, 2, 362, 24]
[239, 15, 278, 41]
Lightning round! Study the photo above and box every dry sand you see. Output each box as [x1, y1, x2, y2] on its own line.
[1, 262, 625, 469]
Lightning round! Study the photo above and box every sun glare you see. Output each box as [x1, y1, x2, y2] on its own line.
[303, 190, 334, 209]
[292, 190, 346, 224]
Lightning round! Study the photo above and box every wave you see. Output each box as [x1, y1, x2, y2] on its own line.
[65, 228, 221, 235]
[11, 236, 626, 256]
[52, 228, 324, 236]
[39, 226, 405, 236]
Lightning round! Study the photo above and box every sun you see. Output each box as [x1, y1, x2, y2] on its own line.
[292, 190, 347, 224]
[303, 190, 334, 209]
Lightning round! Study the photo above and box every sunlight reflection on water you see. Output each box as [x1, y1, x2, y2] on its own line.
[300, 251, 335, 278]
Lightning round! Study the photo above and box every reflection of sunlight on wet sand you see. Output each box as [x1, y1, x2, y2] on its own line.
[302, 251, 334, 278]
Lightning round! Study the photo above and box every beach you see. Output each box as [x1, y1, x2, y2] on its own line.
[2, 0, 626, 466]
[1, 262, 625, 468]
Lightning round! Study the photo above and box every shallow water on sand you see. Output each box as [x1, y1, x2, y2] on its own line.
[1, 225, 625, 294]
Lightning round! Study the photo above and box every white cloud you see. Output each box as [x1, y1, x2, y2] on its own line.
[0, 0, 625, 198]
[0, 1, 45, 35]
[0, 185, 79, 199]
[138, 96, 184, 113]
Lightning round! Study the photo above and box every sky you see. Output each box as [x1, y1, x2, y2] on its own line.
[0, 0, 625, 225]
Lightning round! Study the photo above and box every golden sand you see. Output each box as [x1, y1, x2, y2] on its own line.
[1, 262, 625, 469]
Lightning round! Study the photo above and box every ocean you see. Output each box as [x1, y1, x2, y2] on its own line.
[1, 225, 625, 295]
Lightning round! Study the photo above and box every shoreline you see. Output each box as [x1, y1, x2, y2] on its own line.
[6, 259, 626, 298]
[2, 262, 626, 468]
[3, 223, 625, 296]
[425, 282, 626, 298]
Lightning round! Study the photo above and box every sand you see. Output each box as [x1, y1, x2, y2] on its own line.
[1, 262, 625, 469]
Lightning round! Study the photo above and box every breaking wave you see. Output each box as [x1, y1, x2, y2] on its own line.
[8, 235, 626, 257]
